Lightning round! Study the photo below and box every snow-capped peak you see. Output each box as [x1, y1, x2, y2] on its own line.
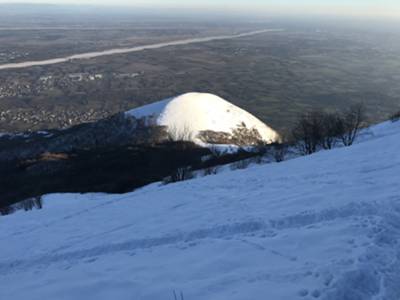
[126, 92, 280, 144]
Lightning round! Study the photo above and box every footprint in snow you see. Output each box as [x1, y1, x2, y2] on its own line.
[84, 257, 98, 263]
[298, 289, 308, 297]
[311, 289, 321, 298]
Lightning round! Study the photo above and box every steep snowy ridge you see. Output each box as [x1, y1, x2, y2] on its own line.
[126, 92, 281, 144]
[1, 121, 400, 300]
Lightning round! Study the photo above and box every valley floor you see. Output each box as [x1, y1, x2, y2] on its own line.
[1, 122, 400, 300]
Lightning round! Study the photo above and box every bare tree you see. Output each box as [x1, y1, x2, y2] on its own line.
[292, 106, 364, 154]
[319, 112, 343, 150]
[337, 103, 366, 146]
[0, 196, 42, 216]
[0, 205, 15, 216]
[390, 110, 400, 122]
[270, 143, 289, 162]
[230, 158, 251, 170]
[33, 196, 43, 209]
[21, 199, 35, 211]
[203, 166, 219, 176]
[173, 290, 184, 300]
[164, 167, 194, 184]
[209, 145, 226, 158]
[292, 111, 325, 155]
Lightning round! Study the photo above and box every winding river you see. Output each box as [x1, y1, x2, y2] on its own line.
[0, 29, 282, 71]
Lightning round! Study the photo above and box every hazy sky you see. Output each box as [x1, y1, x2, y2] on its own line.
[1, 0, 399, 17]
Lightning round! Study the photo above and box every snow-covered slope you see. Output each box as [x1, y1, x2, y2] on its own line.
[126, 92, 280, 144]
[1, 121, 400, 300]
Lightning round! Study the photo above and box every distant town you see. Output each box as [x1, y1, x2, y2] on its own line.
[0, 71, 142, 131]
[0, 71, 140, 100]
[0, 108, 112, 131]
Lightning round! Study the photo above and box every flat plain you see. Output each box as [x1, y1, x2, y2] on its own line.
[1, 11, 399, 134]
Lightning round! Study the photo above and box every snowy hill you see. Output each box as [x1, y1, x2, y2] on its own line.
[126, 92, 280, 145]
[1, 121, 400, 300]
[0, 93, 279, 164]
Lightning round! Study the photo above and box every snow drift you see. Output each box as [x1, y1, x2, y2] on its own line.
[126, 92, 280, 145]
[1, 121, 400, 300]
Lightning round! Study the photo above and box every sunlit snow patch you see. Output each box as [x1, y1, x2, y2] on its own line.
[126, 92, 280, 145]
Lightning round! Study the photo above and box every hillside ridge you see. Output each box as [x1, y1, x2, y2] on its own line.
[1, 120, 399, 299]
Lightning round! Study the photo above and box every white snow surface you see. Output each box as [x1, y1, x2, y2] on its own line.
[1, 121, 400, 300]
[126, 92, 281, 144]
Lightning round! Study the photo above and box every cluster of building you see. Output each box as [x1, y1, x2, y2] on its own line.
[0, 51, 30, 63]
[0, 81, 32, 99]
[0, 71, 140, 99]
[0, 108, 113, 132]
